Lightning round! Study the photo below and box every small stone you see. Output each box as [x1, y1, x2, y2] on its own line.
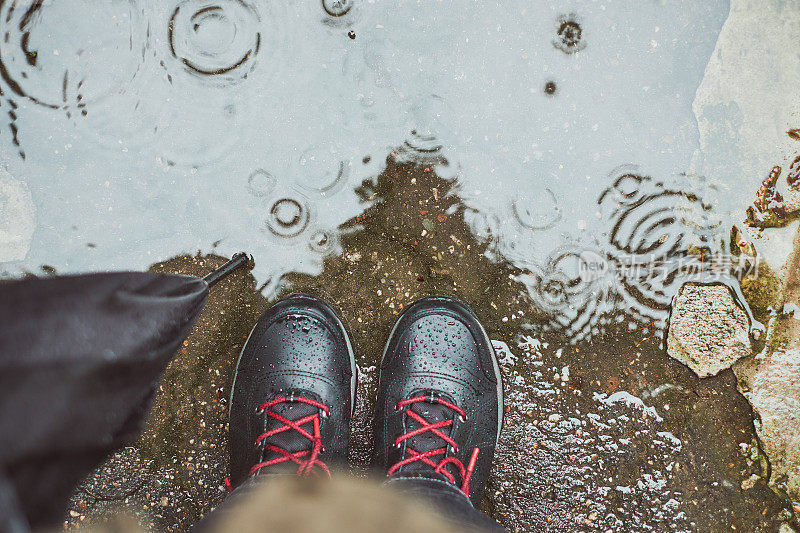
[666, 283, 752, 377]
[741, 474, 760, 490]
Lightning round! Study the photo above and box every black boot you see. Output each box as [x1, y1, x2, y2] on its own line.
[373, 295, 503, 506]
[228, 294, 356, 488]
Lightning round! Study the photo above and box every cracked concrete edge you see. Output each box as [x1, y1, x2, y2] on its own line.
[735, 224, 800, 511]
[664, 223, 800, 516]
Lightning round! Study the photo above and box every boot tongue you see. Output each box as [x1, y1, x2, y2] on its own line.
[402, 391, 456, 475]
[260, 390, 321, 473]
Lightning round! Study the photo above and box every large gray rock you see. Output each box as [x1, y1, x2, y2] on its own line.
[735, 348, 800, 501]
[666, 283, 752, 377]
[735, 225, 800, 505]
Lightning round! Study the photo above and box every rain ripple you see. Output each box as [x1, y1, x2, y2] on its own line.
[0, 0, 148, 157]
[520, 168, 758, 342]
[167, 0, 260, 84]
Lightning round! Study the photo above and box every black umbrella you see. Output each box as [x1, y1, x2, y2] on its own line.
[0, 253, 251, 532]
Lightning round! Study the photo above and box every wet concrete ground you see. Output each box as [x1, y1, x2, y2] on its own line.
[66, 163, 798, 531]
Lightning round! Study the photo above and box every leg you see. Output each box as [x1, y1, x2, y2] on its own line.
[387, 475, 505, 532]
[195, 473, 482, 533]
[372, 296, 505, 532]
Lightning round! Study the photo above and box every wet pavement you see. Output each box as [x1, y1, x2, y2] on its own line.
[0, 0, 799, 531]
[65, 164, 797, 531]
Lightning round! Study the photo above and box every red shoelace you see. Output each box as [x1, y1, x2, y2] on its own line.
[387, 394, 480, 497]
[250, 396, 331, 478]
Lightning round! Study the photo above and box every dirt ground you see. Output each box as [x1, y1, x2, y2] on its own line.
[66, 162, 798, 531]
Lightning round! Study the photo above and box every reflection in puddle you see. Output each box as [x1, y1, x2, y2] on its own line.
[0, 0, 740, 289]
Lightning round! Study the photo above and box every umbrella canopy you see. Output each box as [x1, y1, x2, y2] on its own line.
[0, 254, 249, 531]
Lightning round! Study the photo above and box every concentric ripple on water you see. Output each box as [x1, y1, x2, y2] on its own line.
[518, 245, 612, 341]
[517, 167, 759, 342]
[598, 169, 723, 323]
[266, 196, 310, 239]
[247, 169, 277, 197]
[322, 0, 352, 18]
[393, 129, 447, 168]
[296, 142, 352, 196]
[168, 0, 260, 84]
[0, 0, 146, 108]
[512, 188, 561, 231]
[0, 0, 147, 156]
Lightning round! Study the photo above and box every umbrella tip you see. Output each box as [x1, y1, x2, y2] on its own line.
[203, 252, 253, 288]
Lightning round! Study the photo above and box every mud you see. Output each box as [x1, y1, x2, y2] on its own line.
[67, 163, 798, 531]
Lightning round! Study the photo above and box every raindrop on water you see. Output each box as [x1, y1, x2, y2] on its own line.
[168, 0, 261, 83]
[266, 197, 310, 238]
[322, 0, 353, 18]
[553, 13, 586, 54]
[248, 169, 277, 197]
[512, 187, 561, 230]
[308, 230, 331, 253]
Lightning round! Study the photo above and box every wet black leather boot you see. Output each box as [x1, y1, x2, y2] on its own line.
[373, 295, 503, 506]
[228, 294, 356, 488]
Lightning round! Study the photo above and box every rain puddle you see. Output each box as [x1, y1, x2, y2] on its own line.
[1, 0, 799, 531]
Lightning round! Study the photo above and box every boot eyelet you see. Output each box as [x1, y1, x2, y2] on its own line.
[394, 403, 401, 411]
[451, 446, 458, 453]
[255, 407, 263, 415]
[459, 415, 467, 422]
